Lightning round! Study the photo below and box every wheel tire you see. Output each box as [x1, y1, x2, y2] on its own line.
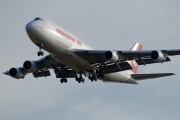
[64, 79, 67, 83]
[78, 80, 81, 83]
[75, 76, 78, 81]
[41, 51, 44, 56]
[37, 52, 40, 56]
[82, 78, 85, 83]
[88, 76, 91, 80]
[92, 75, 97, 81]
[60, 79, 63, 83]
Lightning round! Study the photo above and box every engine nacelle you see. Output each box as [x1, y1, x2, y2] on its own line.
[105, 51, 119, 63]
[9, 68, 24, 79]
[23, 61, 38, 72]
[151, 50, 167, 62]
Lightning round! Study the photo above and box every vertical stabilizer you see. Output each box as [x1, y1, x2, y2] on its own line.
[128, 42, 142, 74]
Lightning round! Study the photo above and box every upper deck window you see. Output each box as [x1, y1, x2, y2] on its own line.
[34, 17, 43, 21]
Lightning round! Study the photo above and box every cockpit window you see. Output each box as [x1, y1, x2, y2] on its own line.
[34, 17, 43, 21]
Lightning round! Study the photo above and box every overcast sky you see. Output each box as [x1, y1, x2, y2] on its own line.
[1, 0, 180, 120]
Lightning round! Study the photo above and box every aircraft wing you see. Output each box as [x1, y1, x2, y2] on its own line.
[5, 55, 77, 79]
[131, 73, 175, 80]
[74, 49, 180, 66]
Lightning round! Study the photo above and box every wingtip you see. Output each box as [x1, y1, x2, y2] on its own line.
[3, 70, 9, 75]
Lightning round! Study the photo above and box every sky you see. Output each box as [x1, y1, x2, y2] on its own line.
[1, 0, 180, 120]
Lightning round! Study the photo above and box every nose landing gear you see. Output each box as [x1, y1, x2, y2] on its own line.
[37, 51, 44, 56]
[37, 43, 44, 56]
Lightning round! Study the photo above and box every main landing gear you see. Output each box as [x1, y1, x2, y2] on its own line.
[58, 72, 101, 83]
[37, 43, 44, 56]
[75, 74, 85, 83]
[88, 75, 97, 82]
[96, 70, 104, 79]
[59, 73, 68, 83]
[60, 78, 67, 83]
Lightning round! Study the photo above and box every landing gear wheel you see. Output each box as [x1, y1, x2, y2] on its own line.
[88, 75, 97, 82]
[82, 78, 85, 83]
[60, 79, 63, 83]
[40, 51, 44, 56]
[37, 52, 40, 56]
[94, 77, 97, 81]
[60, 78, 67, 83]
[76, 73, 85, 83]
[78, 80, 81, 83]
[37, 43, 44, 56]
[37, 51, 44, 56]
[64, 78, 67, 83]
[75, 76, 78, 81]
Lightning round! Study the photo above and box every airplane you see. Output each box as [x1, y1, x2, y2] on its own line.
[3, 17, 180, 84]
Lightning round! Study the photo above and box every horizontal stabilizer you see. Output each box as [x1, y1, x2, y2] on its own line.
[131, 73, 175, 80]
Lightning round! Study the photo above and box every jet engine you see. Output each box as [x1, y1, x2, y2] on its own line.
[23, 61, 38, 72]
[105, 51, 119, 63]
[151, 50, 167, 62]
[9, 68, 24, 79]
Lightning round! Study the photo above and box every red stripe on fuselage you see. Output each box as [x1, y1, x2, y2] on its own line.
[56, 28, 82, 46]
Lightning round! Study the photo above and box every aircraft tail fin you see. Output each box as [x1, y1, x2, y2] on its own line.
[128, 42, 142, 74]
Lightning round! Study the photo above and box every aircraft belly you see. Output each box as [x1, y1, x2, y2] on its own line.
[54, 54, 92, 71]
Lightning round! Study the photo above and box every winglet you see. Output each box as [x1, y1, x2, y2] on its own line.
[129, 42, 143, 74]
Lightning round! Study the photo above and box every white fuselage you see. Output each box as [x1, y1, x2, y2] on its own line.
[26, 18, 139, 84]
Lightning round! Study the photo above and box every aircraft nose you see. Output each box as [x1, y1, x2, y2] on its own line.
[26, 22, 33, 33]
[25, 21, 38, 38]
[25, 20, 44, 45]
